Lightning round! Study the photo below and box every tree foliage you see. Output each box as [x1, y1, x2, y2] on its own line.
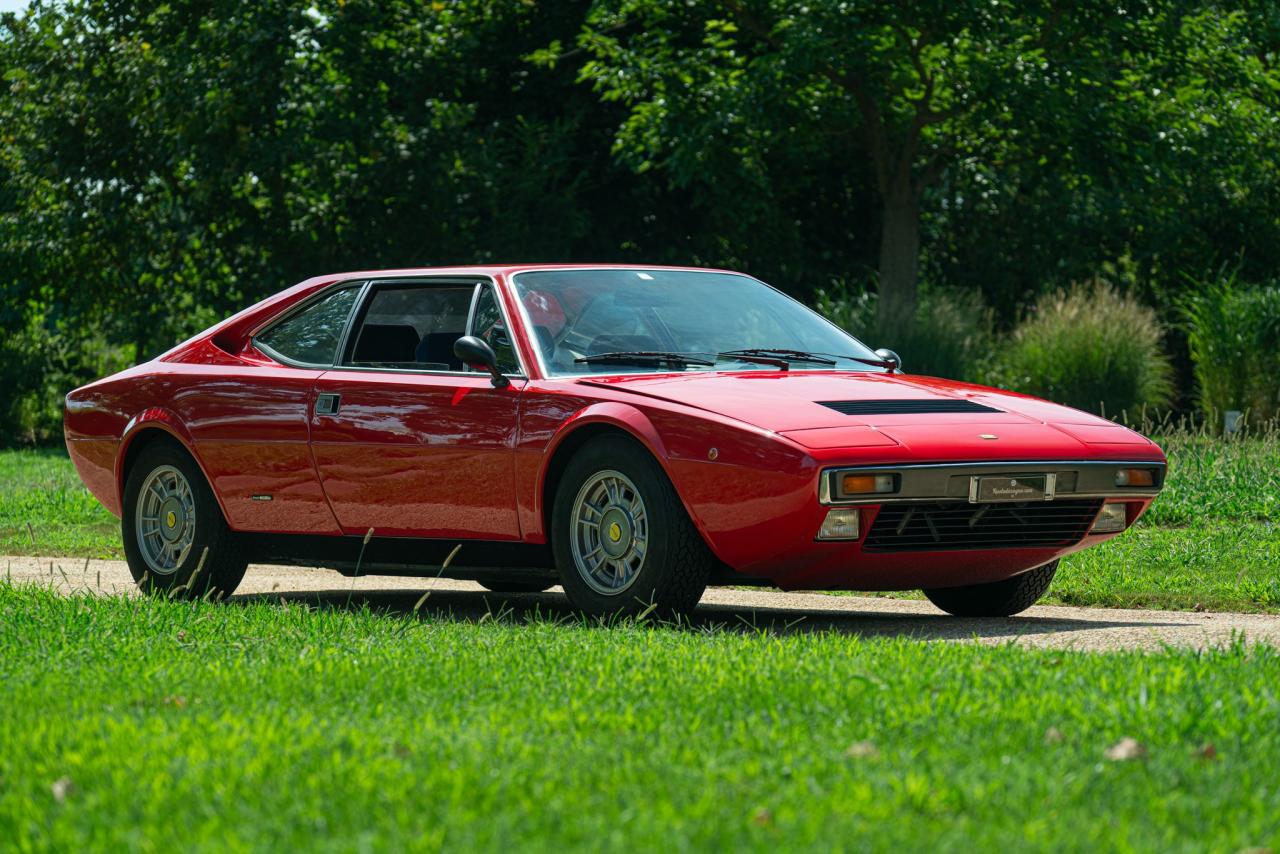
[569, 1, 1280, 323]
[2, 1, 1280, 440]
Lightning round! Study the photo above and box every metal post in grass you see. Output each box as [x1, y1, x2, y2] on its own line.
[1225, 410, 1243, 436]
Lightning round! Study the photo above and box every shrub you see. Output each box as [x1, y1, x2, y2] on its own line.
[814, 284, 994, 381]
[0, 322, 133, 446]
[1181, 270, 1280, 424]
[987, 281, 1174, 417]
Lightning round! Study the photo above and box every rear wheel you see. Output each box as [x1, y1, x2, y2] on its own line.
[923, 560, 1058, 617]
[551, 435, 713, 618]
[122, 440, 247, 599]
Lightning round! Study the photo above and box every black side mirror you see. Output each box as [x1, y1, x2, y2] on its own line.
[454, 335, 510, 388]
[874, 348, 902, 372]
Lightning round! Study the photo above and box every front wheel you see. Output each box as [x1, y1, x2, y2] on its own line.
[122, 439, 247, 599]
[923, 560, 1058, 617]
[551, 435, 714, 619]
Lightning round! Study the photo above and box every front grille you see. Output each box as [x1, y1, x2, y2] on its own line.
[818, 399, 1001, 416]
[863, 499, 1103, 552]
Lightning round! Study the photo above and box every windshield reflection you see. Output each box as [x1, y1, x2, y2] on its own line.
[511, 269, 884, 376]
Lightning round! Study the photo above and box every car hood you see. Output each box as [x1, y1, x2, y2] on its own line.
[578, 371, 1159, 457]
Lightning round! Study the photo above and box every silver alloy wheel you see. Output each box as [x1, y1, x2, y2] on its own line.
[570, 469, 648, 595]
[134, 464, 196, 576]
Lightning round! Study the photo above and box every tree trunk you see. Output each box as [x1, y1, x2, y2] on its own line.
[876, 180, 920, 332]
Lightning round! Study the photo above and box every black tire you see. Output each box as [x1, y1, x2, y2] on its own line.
[923, 560, 1058, 617]
[551, 435, 714, 618]
[478, 580, 555, 594]
[121, 439, 247, 599]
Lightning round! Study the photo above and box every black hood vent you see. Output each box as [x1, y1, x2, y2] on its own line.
[818, 399, 1002, 416]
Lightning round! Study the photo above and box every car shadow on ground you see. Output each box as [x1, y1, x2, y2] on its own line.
[233, 586, 1188, 641]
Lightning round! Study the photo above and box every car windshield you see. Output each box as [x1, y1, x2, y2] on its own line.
[511, 269, 885, 376]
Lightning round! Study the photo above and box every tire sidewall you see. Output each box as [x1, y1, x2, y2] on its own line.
[551, 436, 684, 616]
[122, 442, 225, 595]
[923, 559, 1059, 617]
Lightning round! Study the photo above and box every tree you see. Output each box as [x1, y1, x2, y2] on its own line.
[0, 0, 630, 439]
[4, 0, 1280, 441]
[927, 6, 1280, 319]
[569, 0, 1206, 324]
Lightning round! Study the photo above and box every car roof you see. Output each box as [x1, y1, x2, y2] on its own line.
[169, 263, 753, 366]
[307, 263, 746, 280]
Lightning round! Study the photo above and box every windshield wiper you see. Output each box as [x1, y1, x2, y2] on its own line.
[575, 351, 715, 368]
[723, 348, 895, 370]
[719, 348, 838, 366]
[714, 351, 791, 370]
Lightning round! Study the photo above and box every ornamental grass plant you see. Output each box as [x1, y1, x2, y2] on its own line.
[1181, 270, 1280, 424]
[986, 280, 1175, 418]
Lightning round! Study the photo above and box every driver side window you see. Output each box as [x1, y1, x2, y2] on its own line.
[344, 284, 474, 371]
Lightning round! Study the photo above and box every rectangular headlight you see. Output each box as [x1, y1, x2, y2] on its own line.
[818, 508, 861, 540]
[1091, 503, 1127, 533]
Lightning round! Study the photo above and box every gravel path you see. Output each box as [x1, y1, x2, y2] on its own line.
[5, 554, 1278, 651]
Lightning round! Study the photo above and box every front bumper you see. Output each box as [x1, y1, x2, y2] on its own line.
[716, 458, 1167, 591]
[737, 460, 1162, 591]
[817, 459, 1166, 506]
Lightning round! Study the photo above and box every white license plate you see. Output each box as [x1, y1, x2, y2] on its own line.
[970, 474, 1055, 503]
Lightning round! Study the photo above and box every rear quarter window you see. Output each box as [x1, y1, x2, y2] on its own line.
[256, 286, 360, 366]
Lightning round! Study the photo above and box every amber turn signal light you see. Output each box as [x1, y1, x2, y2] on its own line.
[840, 473, 895, 495]
[1115, 468, 1156, 488]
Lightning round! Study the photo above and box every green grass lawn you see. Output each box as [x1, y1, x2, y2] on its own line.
[1057, 433, 1280, 612]
[1, 584, 1277, 851]
[0, 448, 121, 559]
[1055, 521, 1280, 611]
[2, 435, 1278, 611]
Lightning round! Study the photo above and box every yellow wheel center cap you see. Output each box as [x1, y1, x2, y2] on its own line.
[166, 511, 177, 528]
[608, 522, 622, 542]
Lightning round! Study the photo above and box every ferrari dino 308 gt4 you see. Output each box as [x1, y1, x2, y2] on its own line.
[65, 265, 1165, 617]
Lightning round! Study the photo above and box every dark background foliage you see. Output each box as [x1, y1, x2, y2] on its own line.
[3, 1, 1279, 442]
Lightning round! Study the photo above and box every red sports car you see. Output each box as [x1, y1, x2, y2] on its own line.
[64, 265, 1165, 617]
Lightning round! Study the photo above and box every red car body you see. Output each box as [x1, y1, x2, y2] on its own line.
[65, 264, 1166, 592]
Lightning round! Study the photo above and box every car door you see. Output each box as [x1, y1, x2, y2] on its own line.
[309, 278, 525, 539]
[180, 283, 363, 534]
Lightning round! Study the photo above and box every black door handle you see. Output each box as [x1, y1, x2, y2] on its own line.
[315, 393, 341, 416]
